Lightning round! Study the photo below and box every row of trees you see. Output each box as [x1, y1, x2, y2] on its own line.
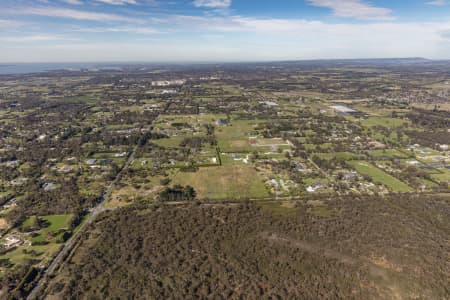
[159, 185, 196, 202]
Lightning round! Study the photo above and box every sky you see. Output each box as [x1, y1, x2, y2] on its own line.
[1, 0, 450, 62]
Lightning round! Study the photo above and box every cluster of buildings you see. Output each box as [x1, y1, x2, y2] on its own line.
[1, 235, 23, 249]
[151, 79, 186, 87]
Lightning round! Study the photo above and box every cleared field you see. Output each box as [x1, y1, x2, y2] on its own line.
[360, 117, 411, 128]
[152, 113, 227, 149]
[253, 138, 289, 146]
[27, 214, 73, 243]
[352, 104, 411, 117]
[172, 165, 269, 199]
[107, 186, 141, 208]
[420, 178, 438, 188]
[201, 84, 241, 95]
[1, 214, 73, 270]
[153, 113, 227, 128]
[2, 243, 61, 266]
[216, 119, 264, 152]
[41, 215, 72, 230]
[152, 134, 190, 148]
[315, 152, 362, 160]
[371, 131, 410, 144]
[431, 171, 450, 185]
[369, 149, 410, 159]
[105, 124, 136, 131]
[349, 161, 412, 192]
[412, 102, 450, 112]
[0, 218, 8, 230]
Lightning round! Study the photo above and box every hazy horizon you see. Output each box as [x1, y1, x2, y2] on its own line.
[0, 56, 439, 64]
[1, 0, 450, 63]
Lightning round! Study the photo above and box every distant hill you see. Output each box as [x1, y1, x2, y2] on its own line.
[304, 57, 429, 63]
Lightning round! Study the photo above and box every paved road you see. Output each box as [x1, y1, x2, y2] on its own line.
[27, 107, 170, 299]
[26, 143, 139, 300]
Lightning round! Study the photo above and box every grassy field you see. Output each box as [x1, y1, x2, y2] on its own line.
[2, 243, 61, 266]
[369, 149, 410, 159]
[430, 171, 450, 185]
[412, 102, 450, 112]
[254, 138, 289, 146]
[152, 114, 227, 149]
[201, 84, 241, 95]
[420, 178, 438, 188]
[1, 214, 73, 271]
[360, 117, 411, 128]
[152, 134, 190, 148]
[0, 218, 8, 230]
[27, 214, 73, 243]
[105, 124, 136, 131]
[352, 104, 410, 117]
[349, 161, 412, 192]
[172, 165, 269, 200]
[41, 215, 72, 230]
[216, 119, 264, 152]
[259, 201, 299, 216]
[153, 114, 226, 128]
[315, 152, 362, 160]
[20, 216, 38, 230]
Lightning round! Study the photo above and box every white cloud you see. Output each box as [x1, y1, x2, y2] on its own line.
[193, 0, 231, 8]
[71, 26, 158, 34]
[440, 29, 450, 38]
[0, 35, 76, 43]
[0, 19, 25, 28]
[62, 0, 156, 5]
[62, 0, 84, 5]
[2, 5, 450, 62]
[426, 0, 448, 6]
[8, 7, 143, 23]
[307, 0, 393, 20]
[95, 0, 137, 5]
[227, 17, 323, 32]
[154, 14, 450, 58]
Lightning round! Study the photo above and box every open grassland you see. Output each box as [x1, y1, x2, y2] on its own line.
[352, 104, 411, 116]
[23, 214, 73, 243]
[412, 102, 450, 112]
[431, 171, 450, 185]
[349, 161, 412, 192]
[105, 124, 136, 131]
[107, 186, 140, 208]
[172, 165, 269, 199]
[369, 149, 410, 159]
[201, 84, 242, 95]
[0, 214, 73, 278]
[253, 138, 289, 146]
[359, 117, 411, 128]
[216, 119, 264, 152]
[40, 215, 72, 231]
[2, 244, 61, 266]
[152, 134, 191, 148]
[152, 114, 227, 149]
[154, 113, 227, 127]
[315, 152, 363, 160]
[0, 218, 8, 230]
